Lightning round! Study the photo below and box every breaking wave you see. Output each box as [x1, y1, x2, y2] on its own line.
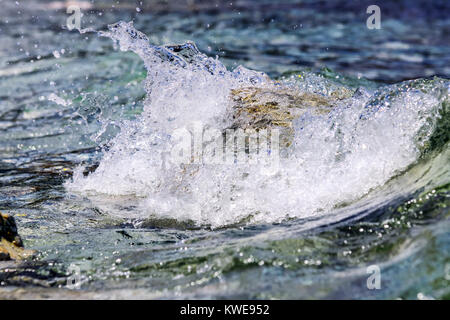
[66, 21, 449, 228]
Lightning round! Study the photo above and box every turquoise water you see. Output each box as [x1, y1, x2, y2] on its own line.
[0, 0, 449, 299]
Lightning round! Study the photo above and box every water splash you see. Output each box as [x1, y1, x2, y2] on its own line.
[66, 21, 449, 228]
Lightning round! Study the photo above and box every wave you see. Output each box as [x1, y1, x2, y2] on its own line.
[65, 21, 450, 228]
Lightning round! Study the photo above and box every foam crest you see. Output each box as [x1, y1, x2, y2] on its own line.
[66, 22, 449, 228]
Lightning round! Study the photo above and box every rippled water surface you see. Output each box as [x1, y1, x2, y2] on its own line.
[0, 0, 449, 299]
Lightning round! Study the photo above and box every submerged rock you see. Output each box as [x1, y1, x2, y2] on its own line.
[0, 213, 34, 261]
[231, 86, 337, 126]
[230, 85, 354, 147]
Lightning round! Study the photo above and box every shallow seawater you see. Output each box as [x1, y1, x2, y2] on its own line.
[0, 0, 449, 299]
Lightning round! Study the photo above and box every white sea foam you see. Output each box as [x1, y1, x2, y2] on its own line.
[66, 21, 447, 228]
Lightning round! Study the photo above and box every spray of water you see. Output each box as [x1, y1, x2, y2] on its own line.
[66, 21, 448, 228]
